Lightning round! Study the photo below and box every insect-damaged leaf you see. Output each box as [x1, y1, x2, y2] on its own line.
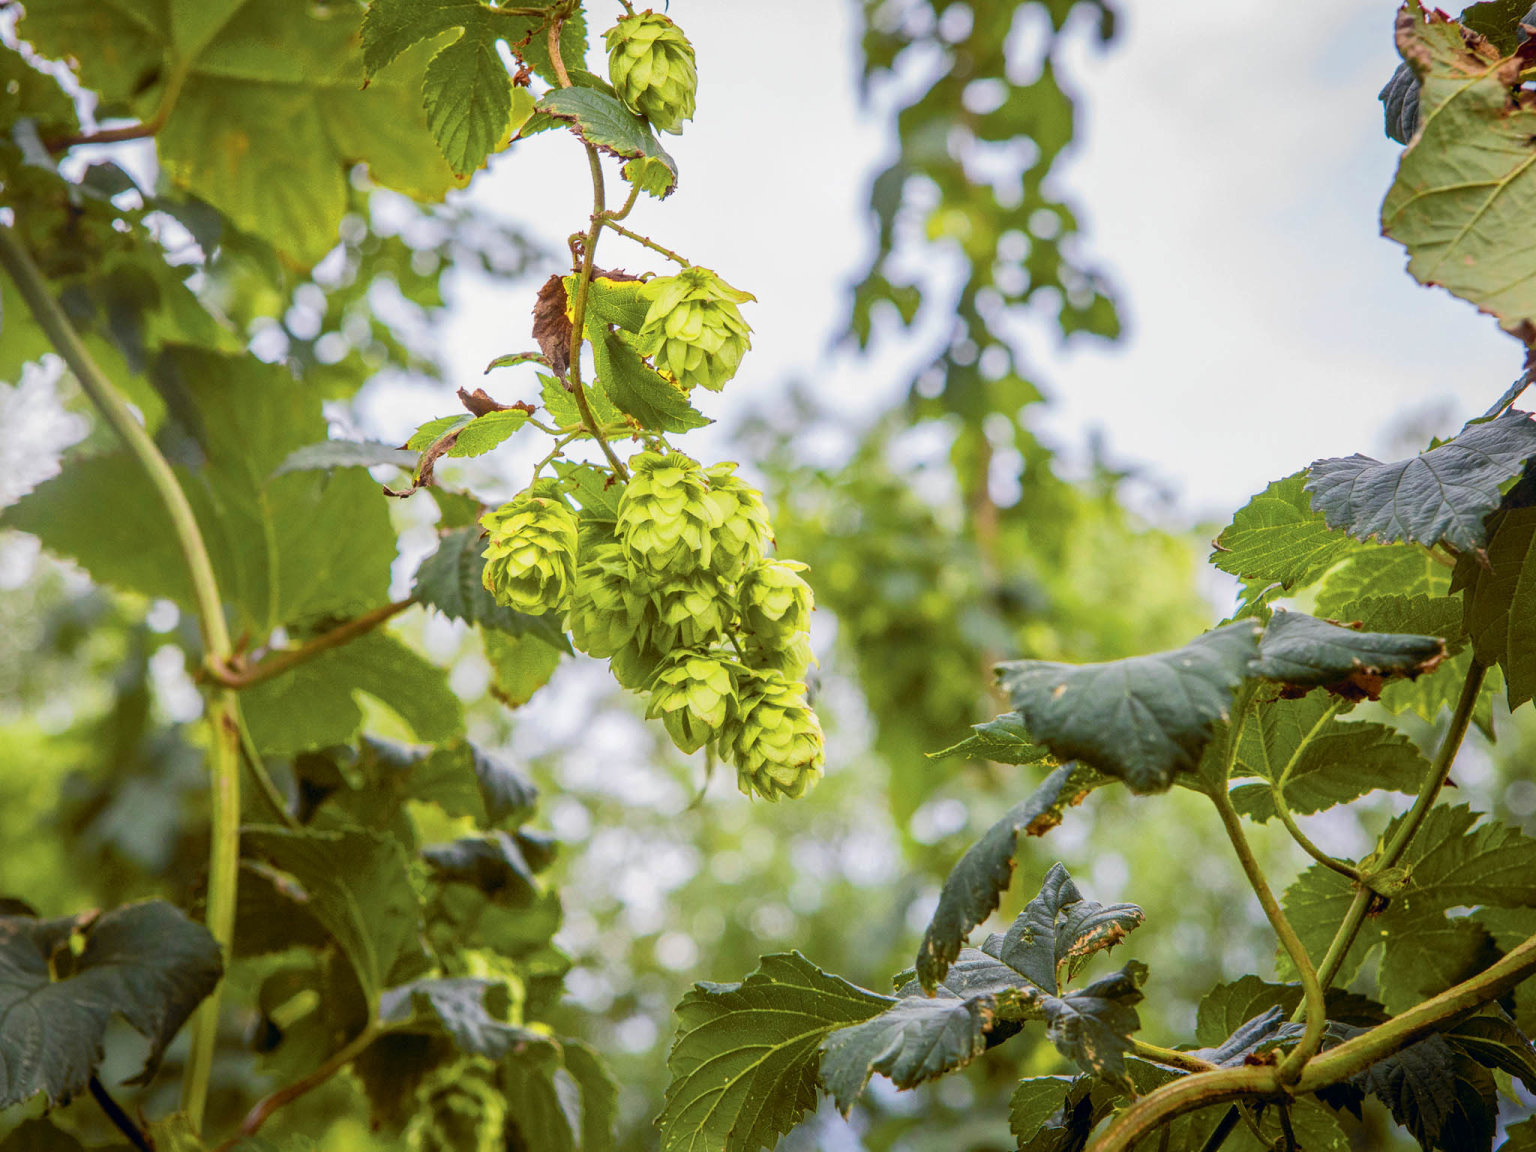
[1381, 7, 1536, 340]
[1040, 961, 1147, 1089]
[658, 952, 890, 1152]
[985, 863, 1145, 997]
[928, 711, 1052, 765]
[996, 621, 1261, 794]
[1306, 410, 1536, 554]
[1254, 609, 1446, 700]
[0, 902, 222, 1108]
[916, 765, 1103, 991]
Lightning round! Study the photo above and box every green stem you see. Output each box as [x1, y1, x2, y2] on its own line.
[1480, 365, 1536, 420]
[44, 60, 187, 152]
[608, 181, 642, 222]
[1208, 787, 1325, 1084]
[1129, 1039, 1217, 1074]
[0, 224, 239, 1133]
[212, 598, 417, 689]
[1308, 660, 1487, 997]
[602, 219, 692, 266]
[1268, 698, 1359, 879]
[233, 700, 300, 830]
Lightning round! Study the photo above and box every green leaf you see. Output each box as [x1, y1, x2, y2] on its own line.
[0, 901, 222, 1108]
[274, 440, 418, 476]
[447, 410, 530, 458]
[916, 765, 1103, 991]
[421, 26, 530, 177]
[241, 630, 464, 755]
[1381, 11, 1536, 338]
[501, 1041, 577, 1152]
[593, 328, 709, 433]
[997, 621, 1262, 794]
[423, 831, 548, 904]
[1008, 1077, 1081, 1147]
[378, 976, 542, 1058]
[1352, 1032, 1496, 1152]
[553, 459, 623, 525]
[1444, 1007, 1536, 1092]
[1211, 472, 1355, 590]
[658, 952, 891, 1152]
[992, 863, 1144, 995]
[1313, 546, 1453, 617]
[1507, 1117, 1536, 1152]
[1306, 410, 1536, 552]
[560, 1038, 618, 1152]
[1254, 609, 1447, 698]
[1455, 505, 1536, 707]
[484, 628, 563, 707]
[412, 526, 571, 649]
[536, 88, 678, 196]
[1195, 976, 1302, 1049]
[819, 994, 998, 1114]
[572, 273, 652, 334]
[408, 739, 539, 827]
[1227, 695, 1428, 821]
[243, 824, 419, 1005]
[1039, 961, 1146, 1088]
[407, 414, 475, 451]
[0, 1119, 130, 1152]
[928, 711, 1052, 765]
[1459, 0, 1535, 52]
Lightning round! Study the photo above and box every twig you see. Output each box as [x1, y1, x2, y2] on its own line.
[1268, 698, 1361, 881]
[227, 1024, 383, 1145]
[1129, 1039, 1218, 1075]
[210, 598, 417, 689]
[602, 219, 692, 266]
[89, 1077, 152, 1152]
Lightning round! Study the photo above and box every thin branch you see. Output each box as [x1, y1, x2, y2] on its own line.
[0, 224, 240, 1134]
[1128, 1039, 1218, 1075]
[228, 1024, 382, 1145]
[89, 1077, 152, 1152]
[45, 63, 188, 152]
[602, 219, 693, 266]
[608, 181, 642, 222]
[1268, 697, 1361, 880]
[211, 598, 417, 690]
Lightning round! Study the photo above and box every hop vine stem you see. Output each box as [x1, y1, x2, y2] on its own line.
[0, 223, 237, 1134]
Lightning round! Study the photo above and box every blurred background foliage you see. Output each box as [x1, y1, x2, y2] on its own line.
[3, 1, 1526, 1150]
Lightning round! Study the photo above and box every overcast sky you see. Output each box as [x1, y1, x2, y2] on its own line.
[363, 0, 1527, 526]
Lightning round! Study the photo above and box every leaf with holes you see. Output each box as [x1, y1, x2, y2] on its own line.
[997, 621, 1261, 794]
[984, 863, 1144, 997]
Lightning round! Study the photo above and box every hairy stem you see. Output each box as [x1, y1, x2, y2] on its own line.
[1209, 787, 1325, 1083]
[229, 1024, 383, 1144]
[212, 598, 417, 689]
[0, 224, 239, 1133]
[602, 219, 692, 266]
[1129, 1039, 1217, 1074]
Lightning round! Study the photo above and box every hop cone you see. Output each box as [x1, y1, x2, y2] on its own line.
[568, 541, 651, 658]
[739, 559, 813, 638]
[647, 568, 731, 651]
[743, 632, 815, 683]
[405, 1060, 505, 1152]
[647, 648, 740, 754]
[639, 268, 754, 393]
[703, 462, 772, 576]
[616, 451, 722, 574]
[480, 490, 578, 613]
[722, 669, 824, 801]
[605, 10, 697, 134]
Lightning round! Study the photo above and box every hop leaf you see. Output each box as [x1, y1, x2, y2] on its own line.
[647, 648, 741, 753]
[738, 559, 814, 639]
[480, 490, 579, 614]
[405, 1059, 506, 1152]
[637, 268, 755, 393]
[616, 451, 722, 575]
[604, 10, 697, 134]
[703, 462, 773, 576]
[722, 669, 824, 801]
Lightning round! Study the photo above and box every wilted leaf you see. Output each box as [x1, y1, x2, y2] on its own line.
[0, 902, 221, 1108]
[1254, 609, 1446, 700]
[531, 274, 572, 376]
[997, 622, 1262, 794]
[1040, 962, 1146, 1088]
[1306, 410, 1536, 553]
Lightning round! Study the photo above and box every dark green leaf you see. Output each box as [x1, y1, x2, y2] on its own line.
[501, 1041, 576, 1152]
[243, 824, 419, 1004]
[1352, 1033, 1496, 1152]
[1459, 0, 1536, 52]
[0, 1119, 130, 1152]
[560, 1038, 618, 1152]
[1380, 60, 1421, 144]
[379, 977, 542, 1058]
[658, 953, 891, 1152]
[1211, 472, 1355, 590]
[0, 902, 222, 1107]
[1008, 1078, 1085, 1148]
[1507, 1117, 1536, 1151]
[1444, 1007, 1536, 1092]
[423, 831, 543, 905]
[274, 439, 418, 476]
[535, 88, 678, 196]
[1255, 610, 1446, 699]
[594, 329, 709, 433]
[1306, 410, 1536, 552]
[819, 994, 997, 1114]
[916, 765, 1103, 991]
[1040, 961, 1146, 1088]
[985, 862, 1143, 996]
[928, 711, 1052, 765]
[997, 622, 1262, 794]
[1455, 505, 1536, 707]
[1196, 976, 1299, 1049]
[412, 526, 571, 649]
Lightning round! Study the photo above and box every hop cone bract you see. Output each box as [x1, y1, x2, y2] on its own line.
[739, 559, 813, 638]
[703, 462, 772, 576]
[480, 490, 578, 614]
[568, 541, 651, 658]
[616, 451, 722, 574]
[647, 648, 740, 754]
[639, 268, 754, 393]
[605, 10, 697, 134]
[723, 669, 824, 801]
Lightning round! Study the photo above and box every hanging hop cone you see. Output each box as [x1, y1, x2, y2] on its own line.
[568, 540, 652, 659]
[702, 462, 773, 577]
[638, 268, 754, 393]
[722, 669, 824, 801]
[647, 568, 732, 651]
[405, 1060, 506, 1152]
[742, 632, 815, 683]
[647, 648, 741, 754]
[605, 10, 697, 134]
[738, 559, 814, 639]
[616, 451, 723, 574]
[480, 488, 578, 614]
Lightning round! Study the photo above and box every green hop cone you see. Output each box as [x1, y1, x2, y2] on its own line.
[616, 451, 722, 574]
[743, 632, 815, 683]
[405, 1059, 505, 1152]
[647, 568, 731, 650]
[703, 462, 772, 576]
[480, 489, 578, 614]
[604, 10, 697, 134]
[646, 648, 740, 754]
[739, 559, 813, 638]
[722, 669, 824, 801]
[568, 541, 651, 658]
[638, 268, 754, 393]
